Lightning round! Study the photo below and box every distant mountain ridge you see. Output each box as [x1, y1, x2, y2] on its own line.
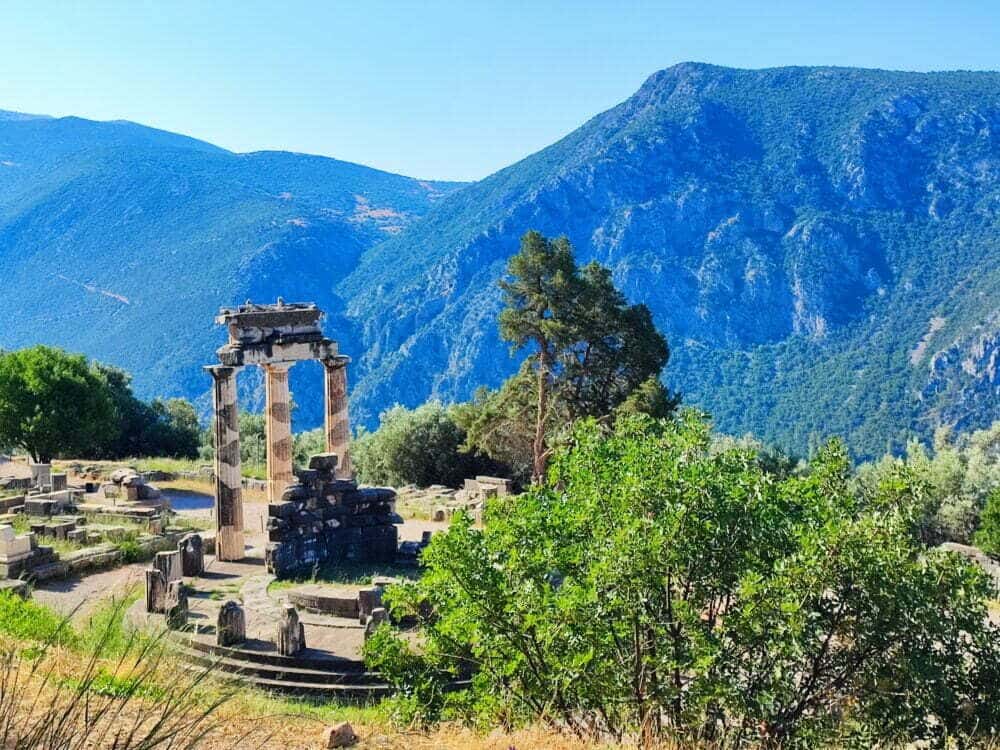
[1, 64, 998, 457]
[0, 110, 463, 426]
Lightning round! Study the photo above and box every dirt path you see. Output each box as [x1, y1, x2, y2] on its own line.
[32, 562, 148, 619]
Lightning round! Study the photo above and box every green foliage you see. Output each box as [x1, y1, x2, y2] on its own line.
[0, 346, 116, 463]
[0, 591, 76, 647]
[373, 414, 1000, 747]
[859, 421, 1000, 544]
[465, 230, 672, 481]
[974, 488, 1000, 557]
[353, 402, 503, 488]
[294, 427, 326, 468]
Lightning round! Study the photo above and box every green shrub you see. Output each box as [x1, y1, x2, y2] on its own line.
[374, 414, 1000, 746]
[353, 402, 504, 488]
[0, 591, 76, 646]
[975, 488, 1000, 557]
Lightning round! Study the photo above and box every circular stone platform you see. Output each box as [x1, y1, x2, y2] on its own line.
[287, 584, 363, 619]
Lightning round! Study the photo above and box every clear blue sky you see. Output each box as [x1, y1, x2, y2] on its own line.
[2, 1, 998, 181]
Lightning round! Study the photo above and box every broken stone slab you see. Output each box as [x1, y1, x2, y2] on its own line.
[217, 600, 246, 646]
[364, 607, 388, 640]
[153, 550, 182, 582]
[357, 587, 383, 623]
[276, 602, 306, 656]
[178, 534, 204, 577]
[322, 722, 357, 748]
[145, 568, 167, 613]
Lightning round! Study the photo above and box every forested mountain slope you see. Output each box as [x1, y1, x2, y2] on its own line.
[342, 64, 1000, 458]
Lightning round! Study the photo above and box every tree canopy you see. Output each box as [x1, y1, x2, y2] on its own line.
[463, 230, 672, 482]
[0, 346, 116, 463]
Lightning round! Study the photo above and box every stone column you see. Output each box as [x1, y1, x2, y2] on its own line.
[207, 365, 244, 561]
[322, 356, 352, 479]
[263, 362, 294, 503]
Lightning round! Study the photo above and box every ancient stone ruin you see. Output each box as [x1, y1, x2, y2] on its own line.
[206, 300, 352, 561]
[265, 453, 400, 578]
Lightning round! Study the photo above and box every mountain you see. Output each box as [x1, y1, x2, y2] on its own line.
[342, 64, 1000, 458]
[0, 112, 463, 425]
[2, 64, 999, 459]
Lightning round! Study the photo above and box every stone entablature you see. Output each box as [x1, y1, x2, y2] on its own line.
[206, 300, 354, 561]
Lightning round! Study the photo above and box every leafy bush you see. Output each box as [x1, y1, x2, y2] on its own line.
[353, 402, 505, 488]
[974, 488, 1000, 557]
[372, 414, 1000, 747]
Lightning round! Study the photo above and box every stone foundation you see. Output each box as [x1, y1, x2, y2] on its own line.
[265, 453, 400, 579]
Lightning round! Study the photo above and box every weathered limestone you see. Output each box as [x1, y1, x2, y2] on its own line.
[276, 602, 306, 656]
[145, 568, 167, 613]
[217, 600, 246, 646]
[154, 550, 182, 583]
[265, 454, 399, 578]
[0, 525, 33, 573]
[357, 588, 382, 623]
[208, 365, 245, 561]
[30, 463, 52, 490]
[364, 607, 388, 640]
[322, 356, 352, 479]
[165, 580, 188, 629]
[50, 473, 68, 492]
[178, 533, 204, 577]
[322, 722, 357, 749]
[264, 362, 295, 503]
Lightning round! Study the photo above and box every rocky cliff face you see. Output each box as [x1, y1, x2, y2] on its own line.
[341, 64, 1000, 457]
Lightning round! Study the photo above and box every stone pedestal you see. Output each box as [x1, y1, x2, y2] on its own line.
[208, 365, 245, 561]
[276, 603, 306, 656]
[322, 357, 352, 479]
[264, 362, 294, 503]
[165, 580, 188, 629]
[217, 600, 246, 646]
[154, 550, 182, 582]
[178, 534, 204, 577]
[145, 568, 167, 613]
[29, 463, 51, 490]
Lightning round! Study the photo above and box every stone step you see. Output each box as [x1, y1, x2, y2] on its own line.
[172, 643, 384, 686]
[28, 561, 70, 581]
[178, 634, 367, 672]
[175, 659, 394, 700]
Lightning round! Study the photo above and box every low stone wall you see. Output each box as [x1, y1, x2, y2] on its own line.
[265, 454, 400, 578]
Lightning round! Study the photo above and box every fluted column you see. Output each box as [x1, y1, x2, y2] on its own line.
[264, 362, 294, 503]
[322, 356, 352, 479]
[207, 365, 244, 561]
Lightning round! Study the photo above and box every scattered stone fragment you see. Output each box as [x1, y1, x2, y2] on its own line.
[276, 602, 306, 655]
[322, 721, 357, 748]
[154, 550, 182, 582]
[165, 580, 188, 629]
[364, 607, 388, 639]
[145, 568, 167, 613]
[217, 600, 246, 646]
[178, 533, 204, 577]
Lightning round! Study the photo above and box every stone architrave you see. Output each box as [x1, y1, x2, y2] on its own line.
[263, 362, 294, 503]
[178, 534, 204, 577]
[321, 356, 352, 479]
[165, 580, 188, 629]
[208, 365, 245, 561]
[145, 568, 167, 614]
[217, 600, 246, 646]
[276, 602, 306, 656]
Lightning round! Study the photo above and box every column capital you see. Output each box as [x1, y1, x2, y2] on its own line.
[204, 364, 242, 380]
[321, 355, 350, 370]
[261, 361, 295, 373]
